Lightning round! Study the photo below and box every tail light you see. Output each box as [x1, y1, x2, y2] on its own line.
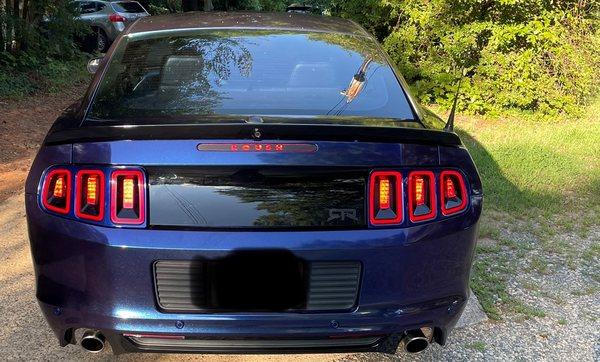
[41, 169, 72, 214]
[75, 170, 105, 221]
[440, 170, 467, 215]
[109, 13, 125, 22]
[110, 169, 145, 225]
[369, 171, 402, 225]
[408, 171, 436, 222]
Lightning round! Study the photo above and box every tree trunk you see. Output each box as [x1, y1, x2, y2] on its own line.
[21, 0, 27, 20]
[203, 0, 213, 11]
[181, 0, 199, 12]
[0, 0, 5, 52]
[12, 0, 19, 51]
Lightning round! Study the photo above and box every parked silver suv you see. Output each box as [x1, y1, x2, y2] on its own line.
[74, 0, 149, 52]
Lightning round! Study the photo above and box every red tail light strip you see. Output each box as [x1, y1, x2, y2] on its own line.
[110, 169, 146, 225]
[369, 171, 402, 225]
[41, 169, 72, 214]
[197, 143, 317, 153]
[75, 170, 105, 221]
[440, 170, 468, 215]
[408, 171, 437, 223]
[109, 13, 125, 22]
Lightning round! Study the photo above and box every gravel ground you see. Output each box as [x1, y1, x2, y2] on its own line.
[0, 87, 598, 361]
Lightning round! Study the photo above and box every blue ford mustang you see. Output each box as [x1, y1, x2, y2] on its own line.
[26, 11, 482, 355]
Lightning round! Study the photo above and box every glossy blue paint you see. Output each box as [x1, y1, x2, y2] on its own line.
[26, 139, 482, 354]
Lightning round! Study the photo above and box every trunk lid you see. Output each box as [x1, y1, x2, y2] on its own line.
[70, 136, 442, 229]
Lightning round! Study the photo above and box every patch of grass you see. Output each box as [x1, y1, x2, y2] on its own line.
[582, 244, 600, 264]
[570, 286, 599, 297]
[512, 300, 546, 319]
[457, 99, 600, 218]
[558, 317, 568, 325]
[526, 256, 549, 275]
[465, 341, 487, 352]
[479, 221, 501, 240]
[463, 99, 600, 320]
[470, 250, 512, 320]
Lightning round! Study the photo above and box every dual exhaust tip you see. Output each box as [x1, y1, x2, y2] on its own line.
[401, 327, 433, 354]
[80, 330, 106, 353]
[79, 327, 432, 355]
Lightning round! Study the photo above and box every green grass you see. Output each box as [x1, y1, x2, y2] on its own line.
[459, 97, 600, 320]
[465, 341, 487, 352]
[457, 100, 600, 219]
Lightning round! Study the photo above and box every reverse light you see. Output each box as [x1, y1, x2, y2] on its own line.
[369, 171, 402, 225]
[440, 170, 467, 215]
[75, 170, 105, 221]
[111, 169, 145, 225]
[109, 13, 125, 22]
[408, 171, 436, 222]
[42, 169, 72, 214]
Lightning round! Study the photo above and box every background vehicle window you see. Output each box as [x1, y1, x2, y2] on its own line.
[111, 1, 145, 13]
[96, 2, 106, 11]
[79, 1, 97, 14]
[89, 30, 416, 123]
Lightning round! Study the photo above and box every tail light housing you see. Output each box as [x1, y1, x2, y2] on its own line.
[109, 13, 125, 22]
[440, 170, 467, 215]
[110, 169, 145, 225]
[75, 170, 105, 221]
[408, 171, 436, 222]
[369, 171, 402, 225]
[41, 169, 72, 214]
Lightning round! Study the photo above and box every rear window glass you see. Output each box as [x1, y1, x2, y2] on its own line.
[111, 1, 145, 12]
[88, 30, 416, 124]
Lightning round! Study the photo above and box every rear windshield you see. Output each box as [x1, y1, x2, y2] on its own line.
[87, 30, 416, 124]
[111, 1, 145, 13]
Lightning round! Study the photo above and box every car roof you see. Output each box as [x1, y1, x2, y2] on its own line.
[126, 12, 370, 37]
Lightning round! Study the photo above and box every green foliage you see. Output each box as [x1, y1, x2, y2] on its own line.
[146, 0, 183, 15]
[0, 0, 90, 99]
[380, 0, 600, 116]
[0, 58, 89, 99]
[330, 0, 395, 40]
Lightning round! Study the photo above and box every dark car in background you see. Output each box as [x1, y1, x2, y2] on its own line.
[26, 12, 482, 356]
[73, 0, 149, 52]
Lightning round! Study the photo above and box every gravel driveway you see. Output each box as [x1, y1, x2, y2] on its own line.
[1, 87, 598, 361]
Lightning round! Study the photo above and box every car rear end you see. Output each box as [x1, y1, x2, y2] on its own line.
[105, 1, 148, 40]
[26, 21, 482, 355]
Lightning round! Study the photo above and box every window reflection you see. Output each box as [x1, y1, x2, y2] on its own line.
[90, 30, 415, 122]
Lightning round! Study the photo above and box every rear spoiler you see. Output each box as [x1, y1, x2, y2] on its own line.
[44, 123, 462, 147]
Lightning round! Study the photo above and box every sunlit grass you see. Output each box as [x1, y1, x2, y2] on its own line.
[453, 97, 600, 320]
[457, 99, 600, 217]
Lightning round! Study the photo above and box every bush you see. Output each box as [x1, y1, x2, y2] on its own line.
[0, 58, 89, 100]
[381, 1, 600, 117]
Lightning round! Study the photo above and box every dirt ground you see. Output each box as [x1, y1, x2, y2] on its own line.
[0, 87, 598, 361]
[0, 86, 86, 203]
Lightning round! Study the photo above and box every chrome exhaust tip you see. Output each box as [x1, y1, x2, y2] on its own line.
[402, 327, 432, 354]
[80, 330, 105, 353]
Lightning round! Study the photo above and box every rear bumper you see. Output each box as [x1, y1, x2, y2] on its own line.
[26, 192, 481, 354]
